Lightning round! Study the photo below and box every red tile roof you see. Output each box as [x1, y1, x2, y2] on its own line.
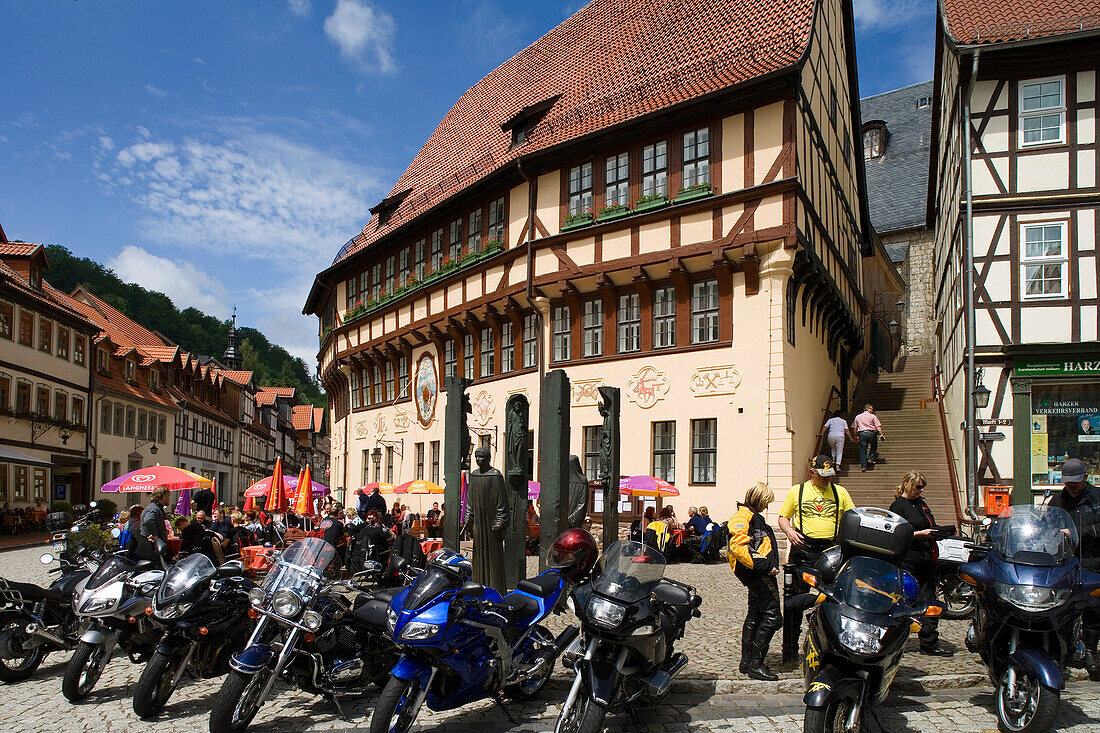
[219, 370, 254, 386]
[942, 0, 1100, 44]
[98, 372, 177, 410]
[0, 260, 97, 327]
[291, 405, 314, 431]
[256, 386, 295, 406]
[0, 242, 41, 257]
[333, 0, 814, 266]
[313, 407, 325, 431]
[74, 288, 166, 347]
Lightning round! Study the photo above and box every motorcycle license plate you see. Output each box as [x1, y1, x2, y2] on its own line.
[937, 538, 970, 562]
[53, 541, 67, 552]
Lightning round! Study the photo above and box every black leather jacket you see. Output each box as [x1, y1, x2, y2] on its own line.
[1050, 482, 1100, 571]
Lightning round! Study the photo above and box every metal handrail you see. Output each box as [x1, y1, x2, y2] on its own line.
[933, 369, 981, 527]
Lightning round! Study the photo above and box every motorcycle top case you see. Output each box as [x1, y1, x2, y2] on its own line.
[838, 507, 913, 565]
[47, 512, 73, 532]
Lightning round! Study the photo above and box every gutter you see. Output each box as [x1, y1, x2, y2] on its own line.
[963, 49, 980, 519]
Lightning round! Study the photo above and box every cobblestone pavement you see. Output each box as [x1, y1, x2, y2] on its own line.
[3, 546, 1097, 732]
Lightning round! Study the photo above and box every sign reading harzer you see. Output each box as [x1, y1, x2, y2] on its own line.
[1016, 358, 1100, 377]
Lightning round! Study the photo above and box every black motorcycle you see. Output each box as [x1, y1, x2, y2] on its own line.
[133, 553, 254, 718]
[801, 555, 944, 733]
[209, 537, 397, 733]
[554, 540, 701, 733]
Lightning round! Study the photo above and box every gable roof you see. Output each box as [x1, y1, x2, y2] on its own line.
[942, 0, 1100, 45]
[218, 370, 255, 387]
[860, 81, 934, 251]
[291, 404, 314, 431]
[68, 286, 169, 349]
[331, 0, 815, 268]
[0, 259, 95, 327]
[0, 242, 42, 258]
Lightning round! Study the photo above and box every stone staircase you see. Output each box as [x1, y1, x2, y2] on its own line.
[832, 354, 961, 528]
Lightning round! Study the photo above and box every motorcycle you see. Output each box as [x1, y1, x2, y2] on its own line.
[133, 553, 253, 718]
[933, 518, 993, 619]
[370, 547, 577, 733]
[0, 546, 99, 683]
[801, 555, 944, 733]
[62, 550, 163, 701]
[960, 505, 1100, 733]
[209, 537, 397, 733]
[554, 540, 701, 733]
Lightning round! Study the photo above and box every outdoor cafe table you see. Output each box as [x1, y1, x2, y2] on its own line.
[420, 539, 443, 555]
[167, 537, 182, 556]
[669, 528, 688, 547]
[240, 545, 273, 572]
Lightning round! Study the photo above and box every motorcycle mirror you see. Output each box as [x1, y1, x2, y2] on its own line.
[460, 580, 485, 597]
[110, 527, 121, 539]
[981, 517, 992, 527]
[39, 553, 54, 565]
[155, 538, 169, 557]
[217, 561, 244, 577]
[393, 556, 409, 574]
[89, 501, 97, 508]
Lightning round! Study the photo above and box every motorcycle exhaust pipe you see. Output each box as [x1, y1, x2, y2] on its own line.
[517, 626, 580, 682]
[644, 652, 688, 697]
[23, 623, 73, 650]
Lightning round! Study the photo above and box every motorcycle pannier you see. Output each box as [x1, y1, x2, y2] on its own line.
[46, 512, 73, 532]
[838, 507, 913, 564]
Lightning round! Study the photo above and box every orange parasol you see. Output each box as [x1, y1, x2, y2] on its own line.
[396, 479, 444, 513]
[293, 464, 317, 518]
[267, 457, 289, 513]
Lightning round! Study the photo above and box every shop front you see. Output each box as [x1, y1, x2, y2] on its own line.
[1010, 350, 1100, 504]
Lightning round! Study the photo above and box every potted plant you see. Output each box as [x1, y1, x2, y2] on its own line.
[562, 207, 594, 231]
[674, 182, 713, 202]
[597, 201, 631, 222]
[483, 236, 504, 254]
[635, 192, 669, 212]
[440, 256, 457, 272]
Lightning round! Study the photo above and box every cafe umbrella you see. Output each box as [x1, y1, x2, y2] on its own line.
[394, 479, 444, 513]
[618, 475, 680, 498]
[101, 465, 213, 493]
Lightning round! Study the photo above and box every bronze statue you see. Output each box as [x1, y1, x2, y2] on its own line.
[505, 394, 529, 480]
[597, 386, 621, 548]
[462, 446, 508, 591]
[567, 455, 589, 529]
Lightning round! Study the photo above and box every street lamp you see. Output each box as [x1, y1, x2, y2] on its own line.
[972, 383, 990, 410]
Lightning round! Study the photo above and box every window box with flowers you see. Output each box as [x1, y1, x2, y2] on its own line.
[343, 302, 368, 323]
[597, 202, 631, 222]
[459, 251, 481, 268]
[673, 182, 713, 203]
[634, 193, 669, 213]
[562, 209, 595, 232]
[404, 275, 422, 290]
[440, 257, 458, 273]
[483, 237, 505, 255]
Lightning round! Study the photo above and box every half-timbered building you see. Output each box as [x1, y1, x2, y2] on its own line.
[305, 0, 902, 520]
[928, 0, 1100, 504]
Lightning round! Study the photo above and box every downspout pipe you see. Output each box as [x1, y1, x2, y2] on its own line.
[964, 49, 981, 518]
[517, 160, 549, 384]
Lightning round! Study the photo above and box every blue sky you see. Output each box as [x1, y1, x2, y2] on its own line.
[0, 0, 937, 366]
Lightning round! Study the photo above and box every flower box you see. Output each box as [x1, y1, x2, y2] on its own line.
[597, 205, 631, 222]
[674, 183, 713, 203]
[634, 196, 669, 213]
[561, 215, 594, 232]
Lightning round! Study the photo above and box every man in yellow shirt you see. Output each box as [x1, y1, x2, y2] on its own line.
[777, 454, 854, 662]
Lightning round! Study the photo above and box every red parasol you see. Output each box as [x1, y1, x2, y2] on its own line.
[293, 464, 316, 517]
[101, 465, 212, 493]
[266, 457, 289, 512]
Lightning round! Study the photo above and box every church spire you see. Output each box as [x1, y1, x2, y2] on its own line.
[223, 306, 242, 370]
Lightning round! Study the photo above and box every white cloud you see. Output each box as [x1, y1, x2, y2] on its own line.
[459, 2, 528, 63]
[324, 0, 398, 75]
[98, 135, 114, 151]
[108, 246, 233, 319]
[853, 0, 931, 31]
[145, 83, 169, 99]
[246, 276, 322, 364]
[288, 0, 311, 17]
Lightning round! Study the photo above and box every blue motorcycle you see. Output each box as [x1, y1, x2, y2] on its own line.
[960, 505, 1100, 733]
[369, 548, 579, 733]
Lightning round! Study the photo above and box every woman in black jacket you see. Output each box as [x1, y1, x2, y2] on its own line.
[889, 470, 953, 656]
[727, 482, 781, 680]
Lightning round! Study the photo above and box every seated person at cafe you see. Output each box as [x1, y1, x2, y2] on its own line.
[685, 506, 710, 536]
[425, 502, 441, 538]
[178, 516, 206, 554]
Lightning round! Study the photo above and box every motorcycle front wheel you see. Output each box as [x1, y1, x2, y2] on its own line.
[939, 577, 977, 619]
[804, 698, 860, 733]
[62, 640, 111, 701]
[0, 612, 47, 682]
[555, 694, 607, 733]
[133, 650, 187, 718]
[996, 667, 1058, 733]
[370, 675, 422, 733]
[209, 669, 269, 733]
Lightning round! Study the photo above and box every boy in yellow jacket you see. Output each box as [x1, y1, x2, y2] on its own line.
[727, 482, 781, 681]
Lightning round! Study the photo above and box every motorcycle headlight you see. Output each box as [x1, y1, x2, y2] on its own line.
[399, 621, 441, 641]
[302, 610, 323, 631]
[80, 597, 114, 614]
[154, 601, 192, 620]
[248, 588, 266, 607]
[993, 583, 1071, 611]
[586, 596, 626, 629]
[837, 615, 885, 655]
[272, 589, 302, 619]
[386, 607, 397, 636]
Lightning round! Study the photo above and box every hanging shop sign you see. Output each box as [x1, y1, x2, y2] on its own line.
[1015, 359, 1100, 377]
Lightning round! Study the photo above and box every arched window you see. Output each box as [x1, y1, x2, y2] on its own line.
[862, 121, 888, 160]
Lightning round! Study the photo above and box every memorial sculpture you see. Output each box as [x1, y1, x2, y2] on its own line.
[598, 386, 621, 549]
[567, 455, 589, 529]
[503, 393, 530, 590]
[462, 446, 508, 592]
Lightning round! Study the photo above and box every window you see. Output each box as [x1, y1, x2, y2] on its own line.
[480, 327, 494, 377]
[863, 124, 886, 159]
[488, 197, 505, 242]
[13, 466, 27, 501]
[583, 426, 600, 481]
[652, 421, 676, 483]
[100, 459, 112, 487]
[681, 128, 710, 189]
[1019, 77, 1064, 146]
[150, 371, 159, 392]
[54, 391, 67, 421]
[653, 286, 676, 348]
[15, 381, 30, 414]
[617, 293, 640, 353]
[158, 415, 166, 444]
[690, 418, 717, 484]
[1027, 382, 1100, 488]
[115, 404, 125, 435]
[444, 339, 457, 382]
[448, 219, 462, 261]
[582, 299, 602, 357]
[385, 255, 396, 294]
[96, 348, 108, 374]
[0, 464, 8, 502]
[430, 440, 441, 484]
[56, 325, 70, 359]
[385, 446, 394, 483]
[604, 152, 629, 206]
[500, 321, 514, 373]
[523, 313, 538, 368]
[568, 162, 593, 217]
[414, 239, 426, 280]
[0, 302, 11, 339]
[463, 333, 475, 379]
[0, 375, 8, 411]
[691, 279, 720, 344]
[415, 442, 425, 479]
[467, 209, 483, 254]
[1021, 222, 1067, 298]
[138, 410, 148, 440]
[33, 468, 47, 501]
[350, 369, 361, 409]
[829, 84, 838, 127]
[431, 228, 444, 271]
[398, 247, 410, 286]
[346, 276, 359, 309]
[37, 316, 51, 352]
[552, 305, 571, 361]
[373, 366, 383, 405]
[398, 356, 408, 398]
[641, 142, 668, 199]
[385, 361, 394, 401]
[125, 360, 136, 382]
[361, 450, 371, 486]
[371, 263, 382, 299]
[35, 386, 49, 415]
[18, 311, 33, 347]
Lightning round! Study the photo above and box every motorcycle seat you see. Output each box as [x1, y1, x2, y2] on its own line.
[350, 598, 391, 631]
[371, 589, 398, 605]
[498, 592, 541, 624]
[133, 560, 157, 573]
[516, 573, 559, 599]
[652, 581, 692, 608]
[2, 580, 62, 603]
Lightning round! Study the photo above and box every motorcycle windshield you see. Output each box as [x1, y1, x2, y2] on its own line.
[262, 538, 335, 599]
[85, 556, 133, 590]
[156, 553, 215, 605]
[591, 541, 667, 603]
[989, 505, 1079, 566]
[833, 557, 905, 615]
[403, 565, 462, 611]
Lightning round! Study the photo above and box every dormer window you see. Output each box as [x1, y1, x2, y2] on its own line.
[863, 122, 888, 160]
[151, 371, 160, 392]
[501, 95, 561, 148]
[29, 267, 41, 289]
[916, 96, 932, 108]
[96, 348, 108, 374]
[125, 360, 136, 382]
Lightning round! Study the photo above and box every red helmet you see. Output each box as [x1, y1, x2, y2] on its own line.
[548, 528, 598, 583]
